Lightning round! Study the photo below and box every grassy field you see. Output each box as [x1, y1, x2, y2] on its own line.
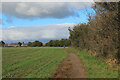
[2, 47, 67, 78]
[2, 47, 119, 78]
[69, 48, 118, 78]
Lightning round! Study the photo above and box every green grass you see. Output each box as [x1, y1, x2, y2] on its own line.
[69, 48, 118, 78]
[2, 47, 67, 78]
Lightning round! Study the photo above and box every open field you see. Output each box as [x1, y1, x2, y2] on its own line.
[69, 48, 118, 78]
[2, 47, 119, 78]
[2, 47, 67, 78]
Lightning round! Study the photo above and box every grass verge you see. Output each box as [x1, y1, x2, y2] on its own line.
[69, 48, 118, 78]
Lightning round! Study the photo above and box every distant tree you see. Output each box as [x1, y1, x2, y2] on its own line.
[60, 39, 65, 47]
[28, 40, 43, 47]
[18, 42, 22, 47]
[28, 42, 32, 47]
[33, 40, 42, 47]
[35, 40, 42, 47]
[46, 39, 71, 47]
[45, 43, 48, 46]
[49, 40, 54, 47]
[54, 40, 60, 47]
[0, 41, 5, 47]
[32, 42, 36, 47]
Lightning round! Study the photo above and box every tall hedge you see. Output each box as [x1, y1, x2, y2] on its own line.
[69, 2, 119, 63]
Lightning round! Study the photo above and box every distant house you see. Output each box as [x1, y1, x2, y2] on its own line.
[7, 43, 19, 47]
[6, 43, 28, 47]
[21, 43, 28, 47]
[43, 43, 46, 46]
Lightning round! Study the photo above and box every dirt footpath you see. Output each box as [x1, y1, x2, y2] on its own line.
[52, 49, 87, 78]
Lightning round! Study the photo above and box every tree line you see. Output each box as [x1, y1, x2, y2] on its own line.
[0, 39, 71, 47]
[45, 39, 71, 47]
[69, 2, 119, 64]
[0, 40, 43, 47]
[27, 40, 43, 47]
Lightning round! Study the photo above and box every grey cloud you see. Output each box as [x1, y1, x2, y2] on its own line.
[0, 2, 1, 14]
[2, 2, 94, 20]
[0, 23, 77, 42]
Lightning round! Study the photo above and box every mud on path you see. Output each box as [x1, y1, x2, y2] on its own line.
[52, 48, 87, 78]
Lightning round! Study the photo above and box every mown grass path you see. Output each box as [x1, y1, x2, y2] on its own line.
[53, 48, 87, 78]
[65, 49, 87, 78]
[69, 48, 118, 78]
[2, 47, 67, 78]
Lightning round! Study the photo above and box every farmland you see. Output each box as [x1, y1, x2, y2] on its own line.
[2, 47, 119, 78]
[2, 47, 67, 78]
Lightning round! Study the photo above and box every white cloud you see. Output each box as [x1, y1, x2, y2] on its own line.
[2, 2, 94, 21]
[2, 0, 94, 2]
[1, 23, 77, 42]
[8, 26, 16, 28]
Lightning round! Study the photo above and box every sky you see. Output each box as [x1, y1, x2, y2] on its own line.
[0, 2, 95, 43]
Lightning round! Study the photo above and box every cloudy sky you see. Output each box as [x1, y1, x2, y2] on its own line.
[0, 1, 95, 43]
